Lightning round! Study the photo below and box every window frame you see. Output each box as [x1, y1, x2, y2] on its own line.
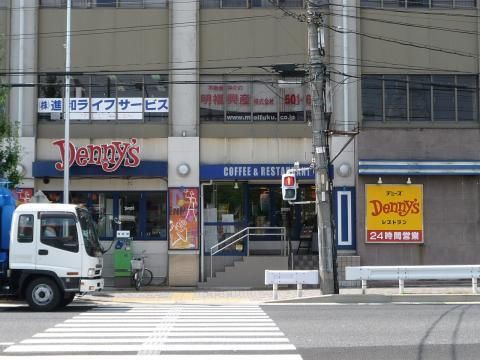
[361, 74, 479, 125]
[39, 212, 80, 253]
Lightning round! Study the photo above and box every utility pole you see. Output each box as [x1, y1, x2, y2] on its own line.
[307, 1, 335, 294]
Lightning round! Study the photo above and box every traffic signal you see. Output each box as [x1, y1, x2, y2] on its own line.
[282, 173, 297, 201]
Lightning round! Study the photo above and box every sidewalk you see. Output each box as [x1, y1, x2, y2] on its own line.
[81, 285, 480, 305]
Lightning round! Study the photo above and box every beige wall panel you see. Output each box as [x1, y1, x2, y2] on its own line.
[168, 253, 199, 286]
[200, 10, 307, 72]
[200, 138, 312, 164]
[38, 9, 169, 72]
[37, 177, 167, 191]
[361, 10, 478, 73]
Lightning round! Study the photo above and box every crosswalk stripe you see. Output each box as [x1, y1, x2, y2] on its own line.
[0, 355, 303, 360]
[54, 323, 279, 328]
[34, 332, 285, 337]
[22, 338, 290, 344]
[5, 343, 297, 352]
[47, 327, 281, 332]
[65, 318, 273, 323]
[2, 305, 302, 358]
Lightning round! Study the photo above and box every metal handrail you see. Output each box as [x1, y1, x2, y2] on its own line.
[210, 226, 287, 278]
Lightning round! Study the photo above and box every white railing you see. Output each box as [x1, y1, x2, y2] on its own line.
[346, 265, 480, 294]
[210, 227, 287, 278]
[265, 270, 319, 300]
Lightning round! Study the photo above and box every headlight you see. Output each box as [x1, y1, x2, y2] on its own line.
[87, 268, 95, 277]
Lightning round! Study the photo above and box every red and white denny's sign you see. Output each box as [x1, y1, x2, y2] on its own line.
[52, 138, 141, 173]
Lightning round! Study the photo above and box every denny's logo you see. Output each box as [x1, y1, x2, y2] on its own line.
[53, 138, 141, 173]
[365, 184, 423, 243]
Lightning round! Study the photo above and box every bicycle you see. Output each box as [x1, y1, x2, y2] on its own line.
[130, 251, 153, 291]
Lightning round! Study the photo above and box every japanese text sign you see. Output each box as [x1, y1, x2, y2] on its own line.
[365, 184, 423, 244]
[169, 188, 199, 250]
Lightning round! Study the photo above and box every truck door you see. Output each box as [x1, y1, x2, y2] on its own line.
[36, 213, 82, 277]
[9, 213, 37, 270]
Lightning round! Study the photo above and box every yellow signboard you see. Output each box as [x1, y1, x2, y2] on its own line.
[365, 184, 423, 244]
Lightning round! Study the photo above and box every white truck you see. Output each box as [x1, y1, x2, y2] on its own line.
[0, 187, 104, 311]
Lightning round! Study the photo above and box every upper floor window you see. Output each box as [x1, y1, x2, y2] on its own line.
[362, 74, 478, 123]
[361, 0, 476, 8]
[37, 74, 168, 122]
[200, 75, 310, 122]
[39, 0, 168, 8]
[200, 0, 306, 8]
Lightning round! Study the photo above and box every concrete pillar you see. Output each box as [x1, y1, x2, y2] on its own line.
[168, 1, 200, 286]
[8, 1, 37, 189]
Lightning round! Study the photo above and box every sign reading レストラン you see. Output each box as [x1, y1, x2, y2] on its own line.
[365, 184, 423, 244]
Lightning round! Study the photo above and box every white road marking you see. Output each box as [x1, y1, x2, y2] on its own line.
[0, 355, 303, 360]
[5, 343, 297, 352]
[2, 305, 301, 358]
[22, 337, 289, 344]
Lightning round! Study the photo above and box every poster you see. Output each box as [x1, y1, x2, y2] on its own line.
[169, 188, 199, 250]
[365, 184, 423, 244]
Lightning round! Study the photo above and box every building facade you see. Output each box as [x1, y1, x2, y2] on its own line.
[1, 0, 479, 286]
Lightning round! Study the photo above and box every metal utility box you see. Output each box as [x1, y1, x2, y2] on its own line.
[113, 231, 132, 287]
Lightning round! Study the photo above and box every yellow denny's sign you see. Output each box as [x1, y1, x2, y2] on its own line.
[365, 184, 423, 244]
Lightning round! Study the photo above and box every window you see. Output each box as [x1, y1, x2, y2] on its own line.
[45, 191, 168, 240]
[18, 215, 34, 243]
[0, 0, 9, 8]
[40, 0, 168, 8]
[200, 0, 305, 8]
[38, 74, 168, 122]
[145, 193, 167, 238]
[200, 75, 309, 122]
[361, 76, 383, 121]
[361, 0, 476, 7]
[40, 214, 79, 253]
[362, 74, 478, 123]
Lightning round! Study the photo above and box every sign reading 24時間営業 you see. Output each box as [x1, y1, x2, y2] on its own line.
[365, 184, 423, 244]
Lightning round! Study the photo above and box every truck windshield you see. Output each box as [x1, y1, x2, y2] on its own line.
[77, 208, 103, 256]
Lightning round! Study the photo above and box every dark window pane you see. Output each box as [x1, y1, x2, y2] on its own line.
[384, 75, 407, 121]
[362, 76, 383, 121]
[457, 75, 477, 122]
[383, 0, 405, 7]
[361, 0, 381, 6]
[433, 75, 455, 121]
[200, 0, 220, 7]
[119, 193, 140, 238]
[40, 214, 79, 253]
[145, 193, 167, 238]
[144, 74, 169, 122]
[18, 215, 34, 243]
[409, 75, 431, 121]
[94, 0, 116, 7]
[118, 0, 142, 7]
[91, 75, 116, 98]
[221, 0, 247, 7]
[431, 0, 453, 7]
[407, 0, 429, 6]
[455, 0, 476, 8]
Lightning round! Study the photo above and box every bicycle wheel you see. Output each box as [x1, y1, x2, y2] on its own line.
[141, 269, 153, 286]
[134, 272, 142, 291]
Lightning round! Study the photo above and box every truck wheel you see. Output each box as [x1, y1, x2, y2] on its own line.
[25, 277, 61, 311]
[59, 293, 76, 307]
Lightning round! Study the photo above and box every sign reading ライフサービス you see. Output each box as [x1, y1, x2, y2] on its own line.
[365, 184, 423, 244]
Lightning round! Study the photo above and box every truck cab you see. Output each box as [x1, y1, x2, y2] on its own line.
[1, 201, 104, 311]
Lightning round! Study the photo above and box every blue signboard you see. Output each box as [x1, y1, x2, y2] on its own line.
[33, 160, 167, 178]
[200, 164, 314, 180]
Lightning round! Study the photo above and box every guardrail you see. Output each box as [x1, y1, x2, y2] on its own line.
[210, 227, 287, 278]
[265, 270, 319, 300]
[346, 265, 480, 294]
